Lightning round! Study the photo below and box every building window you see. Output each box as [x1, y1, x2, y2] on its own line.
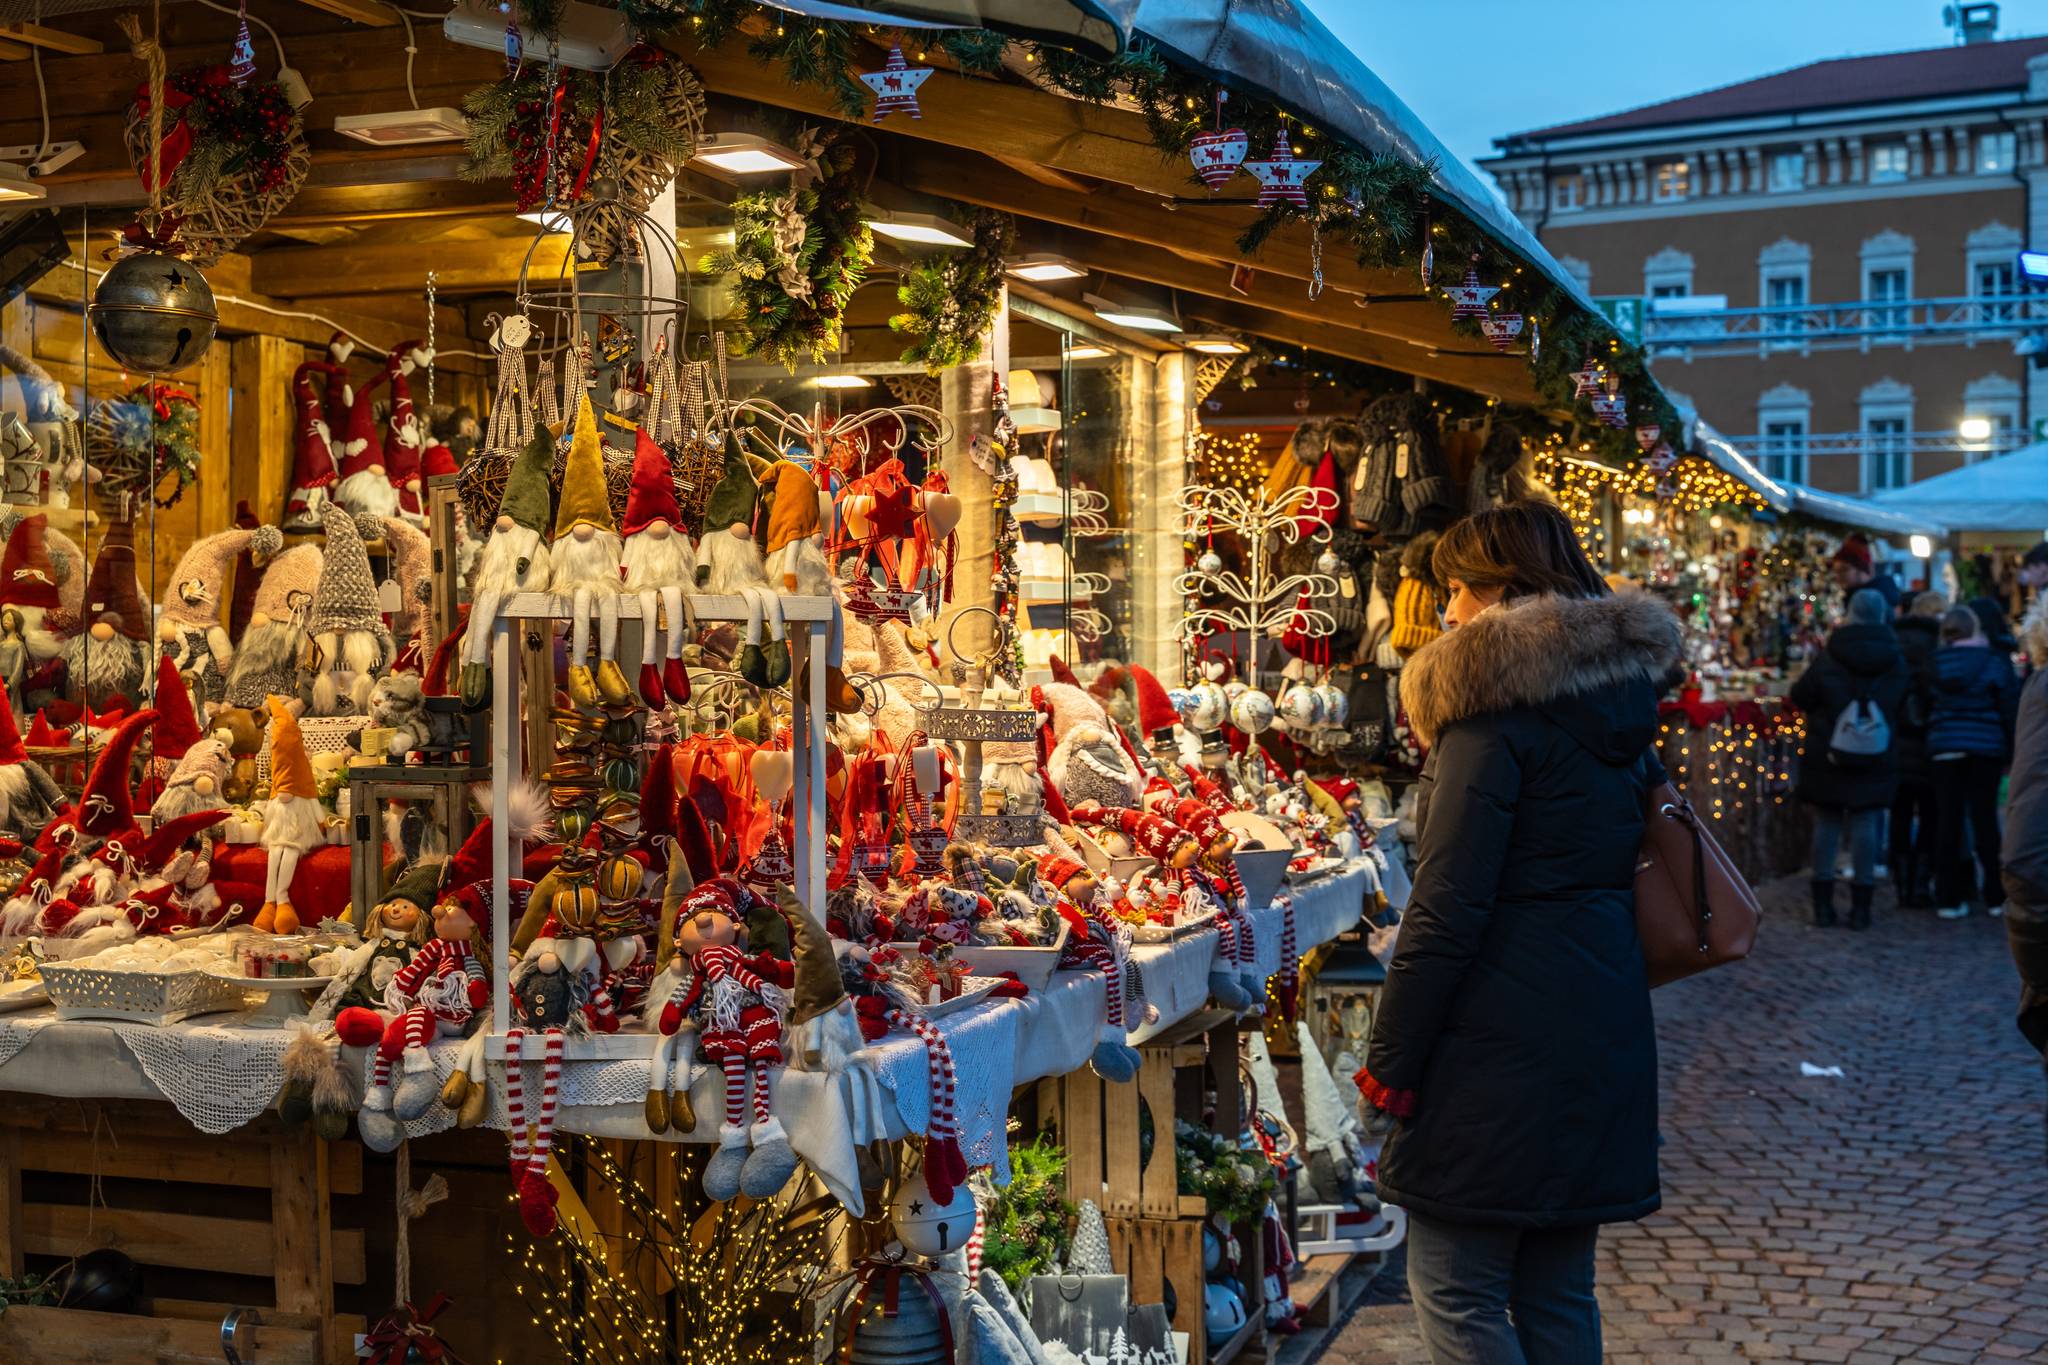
[1978, 129, 2016, 174]
[1643, 246, 1694, 299]
[1870, 142, 1910, 183]
[1864, 418, 1910, 489]
[1768, 150, 1806, 192]
[1966, 221, 2024, 324]
[1653, 159, 1691, 202]
[1860, 230, 1916, 336]
[1551, 174, 1585, 211]
[1962, 374, 2023, 459]
[1762, 420, 1809, 483]
[1651, 283, 1689, 299]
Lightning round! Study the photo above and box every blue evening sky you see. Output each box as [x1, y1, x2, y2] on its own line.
[1310, 0, 2045, 182]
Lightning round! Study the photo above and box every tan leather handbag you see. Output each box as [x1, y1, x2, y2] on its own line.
[1634, 782, 1760, 987]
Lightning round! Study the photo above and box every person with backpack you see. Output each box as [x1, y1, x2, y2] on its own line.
[1929, 606, 2021, 919]
[1790, 589, 1910, 929]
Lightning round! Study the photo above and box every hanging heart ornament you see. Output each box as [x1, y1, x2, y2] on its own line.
[1189, 128, 1250, 189]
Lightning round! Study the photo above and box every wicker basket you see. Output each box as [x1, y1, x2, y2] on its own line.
[39, 961, 252, 1025]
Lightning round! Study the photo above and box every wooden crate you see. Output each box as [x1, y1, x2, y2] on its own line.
[0, 1097, 366, 1365]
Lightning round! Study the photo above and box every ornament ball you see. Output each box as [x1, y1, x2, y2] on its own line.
[89, 253, 218, 376]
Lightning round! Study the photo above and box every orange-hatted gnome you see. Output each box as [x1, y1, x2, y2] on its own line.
[257, 696, 328, 934]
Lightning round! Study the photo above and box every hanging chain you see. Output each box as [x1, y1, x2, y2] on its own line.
[1308, 220, 1325, 301]
[424, 269, 437, 413]
[542, 49, 561, 214]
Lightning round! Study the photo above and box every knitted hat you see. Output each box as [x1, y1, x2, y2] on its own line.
[1037, 854, 1088, 890]
[288, 361, 338, 497]
[1831, 534, 1873, 574]
[621, 426, 683, 536]
[340, 366, 386, 466]
[0, 514, 62, 611]
[421, 442, 458, 478]
[381, 516, 430, 622]
[78, 708, 156, 837]
[0, 695, 25, 765]
[228, 500, 264, 639]
[1048, 655, 1082, 688]
[266, 696, 317, 800]
[152, 653, 202, 763]
[497, 418, 556, 537]
[1035, 681, 1108, 745]
[1098, 808, 1190, 862]
[163, 526, 281, 629]
[383, 858, 443, 911]
[1127, 665, 1178, 741]
[1170, 795, 1226, 848]
[761, 460, 820, 557]
[23, 711, 56, 748]
[552, 395, 615, 539]
[307, 505, 383, 636]
[1390, 576, 1442, 657]
[80, 524, 149, 641]
[252, 544, 323, 623]
[700, 431, 759, 535]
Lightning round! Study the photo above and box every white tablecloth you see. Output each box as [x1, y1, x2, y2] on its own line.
[0, 863, 1372, 1212]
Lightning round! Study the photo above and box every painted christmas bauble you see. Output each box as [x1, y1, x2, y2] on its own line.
[1315, 548, 1340, 576]
[1197, 550, 1224, 575]
[1314, 682, 1348, 726]
[1203, 1280, 1248, 1338]
[1277, 682, 1319, 727]
[846, 1273, 950, 1365]
[89, 253, 217, 375]
[1229, 688, 1274, 735]
[1186, 680, 1229, 731]
[890, 1167, 977, 1258]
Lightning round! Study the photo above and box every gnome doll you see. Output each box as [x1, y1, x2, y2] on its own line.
[760, 459, 861, 712]
[554, 395, 631, 710]
[379, 515, 432, 668]
[694, 433, 788, 687]
[62, 524, 151, 711]
[0, 695, 65, 844]
[306, 507, 397, 716]
[284, 361, 340, 531]
[150, 735, 232, 829]
[0, 514, 70, 665]
[620, 426, 696, 708]
[3, 708, 156, 938]
[334, 369, 399, 520]
[143, 652, 204, 806]
[459, 418, 555, 711]
[160, 525, 283, 710]
[257, 696, 329, 935]
[223, 544, 321, 709]
[381, 340, 433, 527]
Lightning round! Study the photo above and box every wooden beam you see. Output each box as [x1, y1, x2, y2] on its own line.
[249, 232, 572, 297]
[991, 154, 1095, 193]
[0, 38, 29, 61]
[1184, 295, 1537, 403]
[292, 0, 398, 27]
[0, 23, 101, 55]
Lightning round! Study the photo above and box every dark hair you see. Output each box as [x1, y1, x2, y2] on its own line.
[1941, 607, 1982, 643]
[2025, 541, 2048, 569]
[1430, 501, 1609, 601]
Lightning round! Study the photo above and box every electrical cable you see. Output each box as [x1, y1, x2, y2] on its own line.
[389, 2, 421, 110]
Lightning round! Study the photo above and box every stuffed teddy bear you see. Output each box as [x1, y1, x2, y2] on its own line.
[205, 703, 267, 805]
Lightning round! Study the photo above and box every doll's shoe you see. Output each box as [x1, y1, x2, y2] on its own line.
[271, 901, 301, 936]
[439, 1070, 473, 1112]
[310, 1099, 352, 1143]
[763, 639, 791, 687]
[392, 1049, 440, 1121]
[639, 663, 667, 710]
[1208, 968, 1252, 1011]
[594, 659, 635, 708]
[825, 664, 862, 714]
[644, 1088, 671, 1135]
[566, 664, 601, 710]
[663, 656, 692, 705]
[277, 1074, 312, 1127]
[459, 662, 490, 713]
[735, 643, 768, 687]
[669, 1086, 696, 1133]
[517, 1167, 559, 1238]
[704, 1127, 750, 1202]
[457, 1078, 488, 1129]
[358, 1105, 403, 1154]
[740, 1118, 798, 1198]
[254, 901, 278, 933]
[1089, 1040, 1141, 1084]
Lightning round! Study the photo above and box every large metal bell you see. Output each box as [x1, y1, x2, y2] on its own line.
[847, 1276, 951, 1365]
[89, 252, 217, 376]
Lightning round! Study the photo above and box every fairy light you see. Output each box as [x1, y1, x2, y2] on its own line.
[1190, 425, 1269, 492]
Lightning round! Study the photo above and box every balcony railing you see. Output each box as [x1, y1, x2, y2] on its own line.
[1723, 429, 2030, 485]
[1644, 294, 2043, 351]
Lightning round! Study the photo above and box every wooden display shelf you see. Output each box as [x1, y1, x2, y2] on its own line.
[499, 591, 834, 622]
[0, 1299, 329, 1364]
[1287, 1251, 1355, 1330]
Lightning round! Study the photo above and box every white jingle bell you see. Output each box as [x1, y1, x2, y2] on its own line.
[890, 1167, 977, 1258]
[1229, 688, 1275, 735]
[1197, 550, 1224, 575]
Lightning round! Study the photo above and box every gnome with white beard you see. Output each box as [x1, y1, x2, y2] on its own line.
[160, 524, 283, 712]
[554, 395, 632, 710]
[0, 698, 65, 844]
[381, 339, 433, 528]
[759, 458, 862, 713]
[284, 361, 339, 531]
[458, 417, 555, 711]
[333, 368, 399, 521]
[306, 506, 396, 716]
[257, 696, 328, 935]
[0, 513, 70, 669]
[223, 544, 321, 709]
[621, 426, 695, 708]
[694, 433, 789, 688]
[62, 525, 151, 711]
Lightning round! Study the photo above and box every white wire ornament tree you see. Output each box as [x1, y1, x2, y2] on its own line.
[1178, 483, 1340, 689]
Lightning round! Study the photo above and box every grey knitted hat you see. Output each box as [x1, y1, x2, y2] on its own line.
[307, 504, 382, 636]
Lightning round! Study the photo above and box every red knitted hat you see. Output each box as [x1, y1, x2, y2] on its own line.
[152, 653, 202, 763]
[422, 442, 458, 478]
[1036, 854, 1088, 889]
[1128, 665, 1178, 740]
[0, 514, 61, 611]
[340, 367, 387, 473]
[1118, 808, 1191, 862]
[1171, 795, 1225, 847]
[23, 710, 57, 748]
[621, 427, 684, 536]
[77, 708, 157, 837]
[81, 525, 149, 641]
[288, 361, 337, 494]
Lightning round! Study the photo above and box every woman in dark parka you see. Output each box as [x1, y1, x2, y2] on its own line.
[1357, 502, 1680, 1365]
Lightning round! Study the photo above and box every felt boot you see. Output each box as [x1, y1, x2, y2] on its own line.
[703, 1124, 750, 1202]
[271, 901, 301, 936]
[254, 902, 278, 933]
[1849, 882, 1874, 931]
[517, 1166, 559, 1237]
[1811, 879, 1837, 928]
[735, 643, 768, 687]
[740, 1117, 798, 1198]
[644, 1088, 670, 1135]
[595, 658, 635, 708]
[668, 1087, 695, 1133]
[392, 1046, 440, 1121]
[566, 663, 601, 710]
[1209, 968, 1252, 1011]
[825, 664, 862, 714]
[663, 656, 692, 705]
[763, 638, 791, 687]
[1089, 1039, 1141, 1083]
[358, 1091, 403, 1153]
[459, 662, 490, 713]
[639, 663, 667, 710]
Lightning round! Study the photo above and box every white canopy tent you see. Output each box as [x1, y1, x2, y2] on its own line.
[1871, 443, 2048, 535]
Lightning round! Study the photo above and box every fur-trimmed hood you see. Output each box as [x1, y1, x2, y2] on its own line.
[1401, 591, 1682, 747]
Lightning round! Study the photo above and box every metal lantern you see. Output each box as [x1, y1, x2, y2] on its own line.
[89, 254, 218, 376]
[846, 1269, 950, 1365]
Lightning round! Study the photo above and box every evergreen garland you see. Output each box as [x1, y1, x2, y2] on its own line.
[979, 1138, 1076, 1290]
[889, 209, 1015, 373]
[1175, 1120, 1276, 1227]
[702, 130, 873, 368]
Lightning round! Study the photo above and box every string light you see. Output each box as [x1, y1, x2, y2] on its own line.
[1190, 425, 1270, 492]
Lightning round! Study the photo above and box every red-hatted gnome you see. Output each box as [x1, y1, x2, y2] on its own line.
[160, 524, 283, 711]
[257, 697, 329, 935]
[334, 363, 397, 520]
[0, 513, 71, 669]
[554, 395, 632, 710]
[142, 652, 204, 808]
[381, 340, 433, 527]
[322, 333, 356, 445]
[284, 360, 340, 531]
[3, 709, 154, 940]
[1039, 851, 1153, 1083]
[458, 416, 554, 712]
[621, 426, 696, 708]
[340, 854, 490, 1153]
[0, 691, 64, 845]
[1073, 801, 1258, 1009]
[61, 523, 151, 711]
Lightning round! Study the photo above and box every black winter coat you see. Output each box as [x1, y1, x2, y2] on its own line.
[1893, 616, 1940, 781]
[1789, 622, 1911, 811]
[1367, 592, 1680, 1228]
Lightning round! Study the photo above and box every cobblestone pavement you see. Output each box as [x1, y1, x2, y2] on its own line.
[1317, 877, 2048, 1364]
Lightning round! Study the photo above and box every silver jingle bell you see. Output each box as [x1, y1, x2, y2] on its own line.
[89, 253, 218, 376]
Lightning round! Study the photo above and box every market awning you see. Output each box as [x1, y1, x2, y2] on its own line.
[1870, 442, 2048, 534]
[1789, 482, 1946, 539]
[1691, 420, 1792, 512]
[1132, 0, 1599, 314]
[766, 0, 1138, 59]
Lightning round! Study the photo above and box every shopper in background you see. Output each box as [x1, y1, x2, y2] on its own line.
[1890, 592, 1945, 909]
[1790, 589, 1910, 930]
[2003, 603, 2048, 1055]
[1969, 596, 2019, 657]
[1829, 534, 1903, 614]
[1928, 606, 2020, 920]
[1359, 501, 1678, 1365]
